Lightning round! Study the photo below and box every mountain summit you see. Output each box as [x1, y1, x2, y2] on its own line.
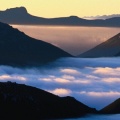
[0, 22, 71, 66]
[78, 33, 120, 57]
[0, 7, 43, 24]
[3, 7, 28, 14]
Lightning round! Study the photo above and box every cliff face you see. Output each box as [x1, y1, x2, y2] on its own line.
[0, 22, 72, 67]
[0, 82, 97, 119]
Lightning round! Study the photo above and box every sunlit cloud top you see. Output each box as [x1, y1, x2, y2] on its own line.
[0, 57, 120, 110]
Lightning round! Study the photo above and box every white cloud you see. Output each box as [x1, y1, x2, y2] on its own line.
[0, 75, 11, 80]
[60, 68, 80, 75]
[0, 74, 26, 81]
[74, 79, 91, 84]
[40, 78, 52, 82]
[54, 78, 70, 83]
[93, 67, 120, 77]
[48, 88, 71, 96]
[86, 75, 99, 79]
[62, 75, 75, 80]
[79, 91, 120, 97]
[103, 78, 120, 83]
[0, 57, 120, 110]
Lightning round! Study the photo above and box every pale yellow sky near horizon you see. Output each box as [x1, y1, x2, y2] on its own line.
[0, 0, 120, 18]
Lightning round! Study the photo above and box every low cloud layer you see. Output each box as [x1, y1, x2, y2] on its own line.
[0, 57, 120, 110]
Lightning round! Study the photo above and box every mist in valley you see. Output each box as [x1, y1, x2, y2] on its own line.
[12, 25, 120, 56]
[5, 25, 120, 110]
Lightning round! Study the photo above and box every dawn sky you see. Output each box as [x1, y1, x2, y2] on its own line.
[0, 0, 120, 18]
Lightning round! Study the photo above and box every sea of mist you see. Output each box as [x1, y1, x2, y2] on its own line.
[5, 25, 120, 119]
[12, 25, 120, 56]
[0, 57, 120, 110]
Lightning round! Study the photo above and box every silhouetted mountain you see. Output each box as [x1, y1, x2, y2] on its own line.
[0, 82, 97, 119]
[0, 7, 86, 25]
[0, 22, 72, 66]
[116, 52, 120, 56]
[1, 7, 120, 27]
[100, 98, 120, 114]
[78, 33, 120, 57]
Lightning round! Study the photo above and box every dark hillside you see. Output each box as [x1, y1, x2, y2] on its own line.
[0, 22, 72, 67]
[0, 82, 97, 119]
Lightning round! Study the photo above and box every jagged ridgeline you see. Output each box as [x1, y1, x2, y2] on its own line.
[0, 22, 72, 66]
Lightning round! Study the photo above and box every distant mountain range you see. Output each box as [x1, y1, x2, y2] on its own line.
[0, 22, 71, 67]
[0, 82, 97, 119]
[1, 7, 120, 27]
[78, 33, 120, 57]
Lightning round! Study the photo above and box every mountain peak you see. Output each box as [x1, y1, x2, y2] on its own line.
[5, 6, 28, 14]
[69, 15, 80, 19]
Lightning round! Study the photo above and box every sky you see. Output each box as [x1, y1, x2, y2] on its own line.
[0, 0, 120, 18]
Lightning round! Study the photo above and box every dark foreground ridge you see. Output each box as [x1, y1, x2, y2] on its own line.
[0, 82, 97, 119]
[1, 7, 120, 27]
[100, 98, 120, 114]
[78, 33, 120, 57]
[0, 22, 72, 67]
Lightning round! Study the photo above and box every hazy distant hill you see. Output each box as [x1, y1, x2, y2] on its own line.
[84, 14, 120, 20]
[0, 22, 71, 66]
[1, 7, 120, 27]
[0, 82, 97, 119]
[100, 98, 120, 114]
[78, 33, 120, 57]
